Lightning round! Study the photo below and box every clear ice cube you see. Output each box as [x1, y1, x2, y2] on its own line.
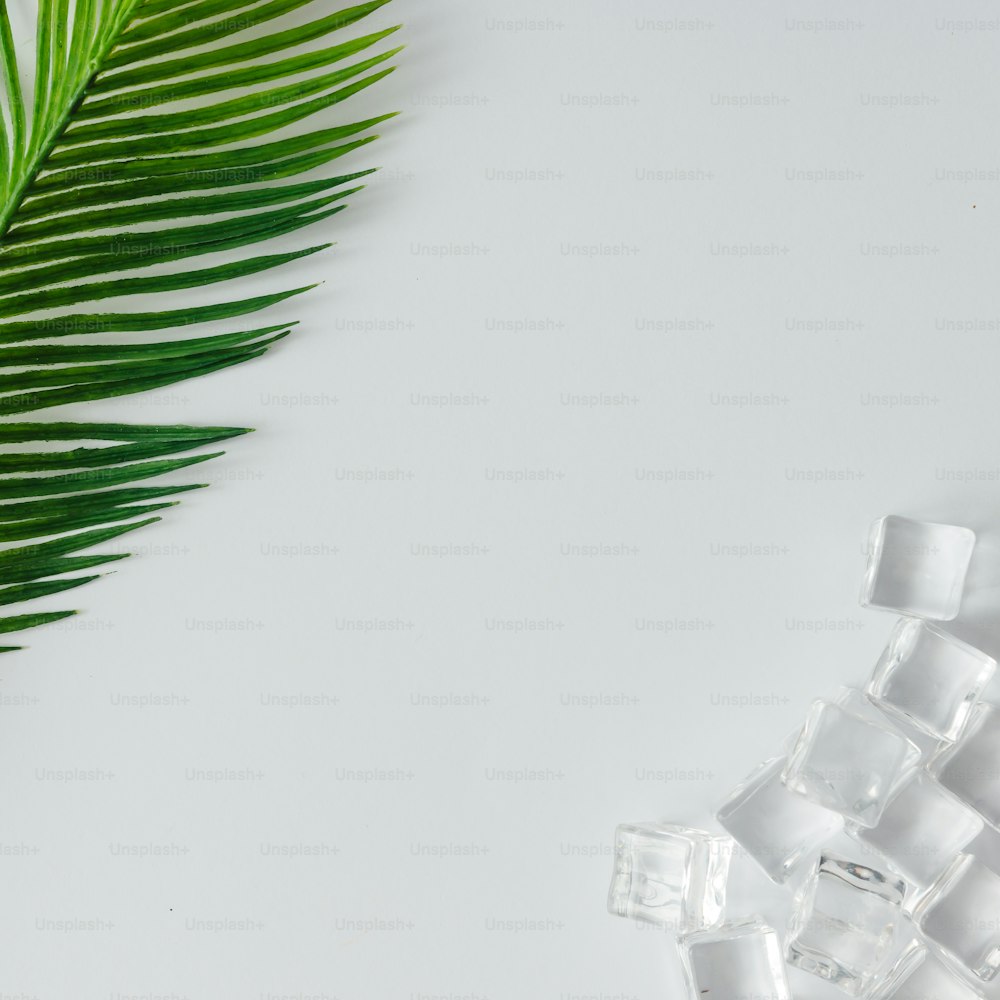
[848, 770, 983, 890]
[717, 754, 843, 884]
[679, 917, 791, 1000]
[868, 619, 995, 742]
[931, 703, 1000, 831]
[783, 689, 921, 828]
[868, 940, 986, 1000]
[786, 854, 907, 996]
[914, 854, 1000, 982]
[860, 515, 975, 621]
[606, 822, 732, 932]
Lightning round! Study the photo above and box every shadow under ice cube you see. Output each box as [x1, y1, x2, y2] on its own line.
[786, 854, 906, 996]
[607, 822, 731, 932]
[860, 515, 975, 621]
[679, 917, 791, 1000]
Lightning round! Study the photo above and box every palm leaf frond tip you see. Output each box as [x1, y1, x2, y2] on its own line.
[0, 0, 400, 648]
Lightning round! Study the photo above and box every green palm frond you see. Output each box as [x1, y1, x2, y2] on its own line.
[0, 0, 400, 649]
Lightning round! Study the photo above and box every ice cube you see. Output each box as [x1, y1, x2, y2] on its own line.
[607, 822, 732, 932]
[860, 515, 975, 621]
[786, 853, 907, 996]
[868, 619, 995, 743]
[717, 754, 842, 884]
[679, 917, 791, 1000]
[867, 940, 986, 1000]
[783, 689, 921, 828]
[931, 703, 1000, 831]
[913, 854, 1000, 982]
[848, 770, 983, 890]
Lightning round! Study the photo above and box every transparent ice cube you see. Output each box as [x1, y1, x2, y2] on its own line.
[913, 854, 1000, 982]
[931, 703, 1000, 831]
[868, 619, 995, 742]
[607, 822, 732, 932]
[717, 754, 843, 884]
[786, 854, 907, 996]
[848, 770, 983, 890]
[679, 916, 791, 1000]
[860, 515, 975, 621]
[868, 940, 986, 1000]
[783, 689, 921, 828]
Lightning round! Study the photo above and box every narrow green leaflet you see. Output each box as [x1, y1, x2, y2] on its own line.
[0, 0, 400, 648]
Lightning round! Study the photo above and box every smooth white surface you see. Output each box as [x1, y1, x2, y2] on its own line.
[8, 1, 1000, 997]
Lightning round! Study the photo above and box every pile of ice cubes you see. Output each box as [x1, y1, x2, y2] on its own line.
[608, 515, 1000, 999]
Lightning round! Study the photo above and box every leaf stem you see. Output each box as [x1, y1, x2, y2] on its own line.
[0, 0, 142, 237]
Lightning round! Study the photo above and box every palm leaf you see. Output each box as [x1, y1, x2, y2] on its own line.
[0, 0, 400, 649]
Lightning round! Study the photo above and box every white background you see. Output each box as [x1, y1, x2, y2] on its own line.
[7, 1, 1000, 997]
